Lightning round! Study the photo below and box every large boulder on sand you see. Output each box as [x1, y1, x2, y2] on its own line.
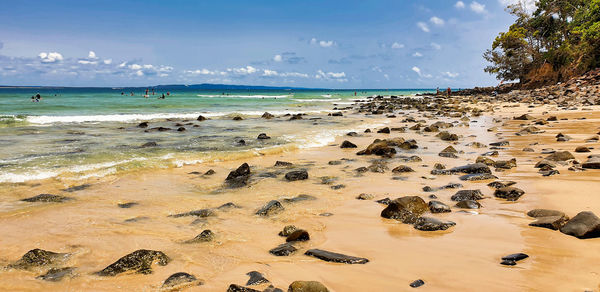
[380, 196, 428, 223]
[560, 211, 600, 239]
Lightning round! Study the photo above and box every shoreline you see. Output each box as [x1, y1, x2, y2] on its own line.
[1, 92, 600, 291]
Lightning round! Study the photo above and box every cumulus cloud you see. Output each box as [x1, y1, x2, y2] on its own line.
[442, 71, 460, 78]
[391, 42, 405, 49]
[470, 1, 487, 14]
[78, 60, 98, 65]
[184, 68, 227, 76]
[431, 42, 442, 50]
[227, 65, 258, 75]
[310, 37, 336, 47]
[261, 69, 309, 78]
[38, 52, 63, 63]
[430, 16, 445, 26]
[103, 59, 112, 65]
[455, 1, 465, 9]
[412, 66, 432, 78]
[315, 70, 347, 82]
[417, 22, 430, 33]
[413, 52, 423, 57]
[88, 51, 98, 59]
[273, 54, 282, 62]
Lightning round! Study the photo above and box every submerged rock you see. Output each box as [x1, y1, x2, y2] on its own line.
[545, 151, 575, 162]
[288, 281, 329, 292]
[451, 190, 484, 201]
[246, 271, 270, 285]
[21, 194, 72, 203]
[487, 181, 517, 189]
[97, 249, 170, 276]
[227, 284, 261, 292]
[169, 209, 215, 218]
[9, 249, 69, 270]
[380, 196, 428, 224]
[161, 272, 202, 290]
[459, 173, 497, 181]
[413, 217, 456, 231]
[118, 202, 138, 208]
[278, 225, 298, 237]
[282, 194, 316, 203]
[269, 243, 297, 256]
[455, 200, 481, 209]
[226, 163, 251, 187]
[256, 200, 284, 216]
[285, 170, 309, 181]
[286, 229, 310, 242]
[304, 249, 369, 264]
[428, 200, 451, 213]
[493, 187, 525, 201]
[184, 230, 214, 243]
[529, 215, 569, 230]
[340, 140, 357, 148]
[36, 267, 76, 282]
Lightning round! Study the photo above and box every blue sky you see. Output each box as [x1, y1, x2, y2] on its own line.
[0, 0, 535, 88]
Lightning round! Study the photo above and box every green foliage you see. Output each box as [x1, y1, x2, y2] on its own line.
[485, 0, 600, 84]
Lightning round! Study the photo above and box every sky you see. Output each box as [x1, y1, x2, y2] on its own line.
[0, 0, 537, 88]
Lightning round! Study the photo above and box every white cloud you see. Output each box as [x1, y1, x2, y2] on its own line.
[319, 40, 334, 47]
[391, 42, 405, 49]
[261, 69, 309, 78]
[310, 38, 317, 45]
[431, 42, 442, 50]
[227, 65, 258, 75]
[315, 70, 347, 82]
[430, 16, 445, 26]
[185, 68, 226, 75]
[273, 54, 282, 62]
[499, 0, 537, 13]
[455, 1, 465, 9]
[128, 64, 142, 70]
[88, 51, 98, 59]
[263, 69, 278, 76]
[118, 61, 127, 68]
[38, 52, 63, 63]
[417, 22, 430, 33]
[412, 66, 432, 78]
[384, 74, 389, 80]
[413, 52, 423, 57]
[78, 60, 98, 65]
[103, 59, 112, 65]
[470, 1, 487, 14]
[135, 70, 144, 77]
[442, 71, 460, 78]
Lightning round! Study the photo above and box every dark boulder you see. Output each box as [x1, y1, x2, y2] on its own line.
[545, 151, 575, 162]
[285, 170, 308, 181]
[286, 229, 310, 242]
[340, 140, 357, 148]
[304, 249, 369, 264]
[380, 196, 428, 223]
[269, 243, 297, 256]
[262, 112, 274, 119]
[257, 133, 271, 140]
[409, 279, 425, 288]
[413, 217, 456, 231]
[494, 187, 525, 201]
[451, 190, 484, 201]
[246, 271, 269, 285]
[529, 215, 569, 230]
[184, 230, 214, 243]
[560, 211, 600, 238]
[97, 249, 170, 276]
[256, 200, 284, 216]
[9, 249, 69, 270]
[288, 281, 329, 292]
[428, 200, 451, 213]
[455, 200, 481, 209]
[162, 272, 202, 289]
[226, 163, 251, 187]
[449, 163, 491, 174]
[169, 209, 215, 218]
[459, 173, 497, 181]
[141, 141, 158, 147]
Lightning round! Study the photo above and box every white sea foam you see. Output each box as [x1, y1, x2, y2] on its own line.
[291, 98, 341, 102]
[196, 94, 291, 98]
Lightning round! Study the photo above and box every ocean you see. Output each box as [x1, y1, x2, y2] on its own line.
[0, 87, 432, 184]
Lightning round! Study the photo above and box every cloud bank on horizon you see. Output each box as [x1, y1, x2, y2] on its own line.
[0, 0, 531, 88]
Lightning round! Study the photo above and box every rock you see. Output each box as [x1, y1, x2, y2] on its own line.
[169, 209, 215, 218]
[340, 140, 357, 148]
[9, 249, 69, 270]
[36, 267, 76, 282]
[489, 141, 509, 147]
[575, 146, 591, 153]
[141, 141, 158, 147]
[205, 169, 216, 175]
[500, 260, 516, 266]
[368, 161, 389, 173]
[494, 158, 517, 169]
[494, 187, 525, 201]
[439, 152, 458, 158]
[455, 200, 481, 209]
[376, 197, 392, 205]
[304, 249, 369, 264]
[262, 112, 274, 119]
[177, 127, 186, 132]
[440, 145, 458, 153]
[257, 133, 271, 139]
[582, 156, 600, 169]
[514, 114, 534, 120]
[185, 230, 214, 243]
[459, 173, 498, 181]
[197, 115, 207, 121]
[502, 253, 529, 262]
[226, 163, 251, 187]
[269, 243, 297, 256]
[21, 194, 72, 203]
[161, 272, 202, 290]
[409, 279, 425, 288]
[529, 216, 569, 230]
[527, 209, 565, 218]
[545, 151, 575, 162]
[356, 193, 374, 200]
[97, 250, 170, 276]
[451, 190, 484, 201]
[278, 225, 298, 236]
[487, 181, 517, 189]
[232, 116, 243, 121]
[246, 271, 269, 285]
[413, 217, 456, 231]
[476, 156, 496, 166]
[522, 147, 535, 152]
[285, 170, 308, 181]
[428, 200, 451, 213]
[118, 202, 138, 208]
[434, 163, 446, 170]
[449, 163, 491, 174]
[377, 127, 390, 134]
[61, 184, 91, 192]
[274, 161, 293, 167]
[286, 230, 310, 242]
[437, 131, 458, 141]
[357, 140, 396, 157]
[263, 286, 284, 292]
[347, 131, 358, 137]
[560, 211, 600, 238]
[534, 160, 556, 169]
[392, 165, 414, 173]
[227, 284, 261, 292]
[256, 200, 284, 216]
[138, 122, 149, 128]
[380, 196, 428, 223]
[288, 281, 329, 292]
[282, 194, 317, 203]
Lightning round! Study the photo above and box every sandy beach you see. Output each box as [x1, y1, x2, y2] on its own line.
[1, 92, 600, 291]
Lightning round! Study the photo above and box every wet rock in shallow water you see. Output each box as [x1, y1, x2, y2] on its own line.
[274, 161, 292, 167]
[282, 194, 316, 203]
[413, 217, 456, 231]
[217, 202, 240, 210]
[141, 141, 158, 147]
[97, 249, 170, 276]
[227, 284, 261, 292]
[560, 211, 600, 239]
[428, 200, 451, 213]
[262, 112, 274, 119]
[392, 165, 414, 173]
[488, 181, 516, 189]
[380, 196, 428, 223]
[502, 253, 529, 262]
[575, 146, 591, 153]
[340, 140, 357, 148]
[494, 158, 517, 170]
[437, 131, 458, 141]
[368, 161, 389, 173]
[263, 286, 283, 292]
[177, 127, 186, 132]
[459, 173, 498, 181]
[522, 147, 535, 152]
[481, 150, 499, 157]
[9, 249, 69, 270]
[540, 169, 560, 176]
[257, 133, 271, 139]
[357, 193, 374, 200]
[514, 114, 534, 120]
[527, 209, 565, 218]
[582, 156, 600, 169]
[256, 200, 284, 216]
[286, 229, 310, 242]
[529, 215, 569, 230]
[21, 194, 72, 203]
[330, 184, 345, 190]
[440, 145, 458, 154]
[377, 127, 390, 133]
[494, 187, 525, 201]
[203, 169, 215, 175]
[161, 272, 202, 290]
[449, 163, 491, 174]
[232, 116, 243, 121]
[451, 190, 484, 201]
[124, 216, 150, 223]
[138, 122, 149, 128]
[62, 184, 91, 192]
[534, 160, 556, 169]
[476, 156, 496, 166]
[169, 209, 215, 218]
[36, 267, 76, 282]
[304, 249, 369, 264]
[434, 163, 446, 170]
[288, 281, 329, 292]
[489, 141, 509, 147]
[423, 186, 433, 192]
[185, 229, 214, 243]
[545, 151, 575, 162]
[118, 202, 138, 208]
[246, 271, 269, 285]
[455, 200, 481, 209]
[500, 260, 516, 266]
[354, 166, 368, 173]
[197, 115, 207, 121]
[410, 279, 425, 288]
[269, 243, 297, 256]
[285, 170, 308, 181]
[376, 197, 392, 205]
[278, 225, 298, 236]
[439, 152, 458, 158]
[226, 163, 251, 187]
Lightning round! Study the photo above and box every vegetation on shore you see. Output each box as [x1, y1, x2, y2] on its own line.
[484, 0, 600, 87]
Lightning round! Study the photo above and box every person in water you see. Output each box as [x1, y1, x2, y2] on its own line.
[446, 87, 452, 97]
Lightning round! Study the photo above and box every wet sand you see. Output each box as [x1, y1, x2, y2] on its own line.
[1, 102, 600, 291]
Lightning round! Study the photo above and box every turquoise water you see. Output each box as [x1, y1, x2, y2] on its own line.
[0, 88, 431, 183]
